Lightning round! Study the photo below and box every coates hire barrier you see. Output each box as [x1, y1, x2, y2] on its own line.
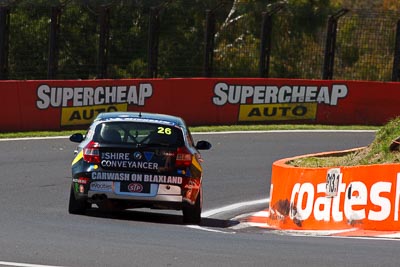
[266, 149, 400, 231]
[0, 78, 399, 132]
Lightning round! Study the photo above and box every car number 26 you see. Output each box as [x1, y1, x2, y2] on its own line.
[158, 127, 172, 135]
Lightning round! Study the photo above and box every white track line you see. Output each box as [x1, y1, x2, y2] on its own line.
[201, 198, 270, 218]
[0, 136, 68, 142]
[0, 261, 67, 267]
[185, 225, 235, 234]
[185, 198, 270, 233]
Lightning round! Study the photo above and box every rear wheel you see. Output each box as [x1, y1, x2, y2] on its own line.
[68, 184, 89, 215]
[182, 189, 202, 224]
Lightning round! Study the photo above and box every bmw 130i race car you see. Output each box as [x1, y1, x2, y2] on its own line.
[68, 112, 211, 224]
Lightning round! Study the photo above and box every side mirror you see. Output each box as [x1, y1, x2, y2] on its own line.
[69, 133, 84, 143]
[195, 140, 212, 150]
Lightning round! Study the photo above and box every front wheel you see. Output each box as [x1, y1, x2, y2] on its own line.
[68, 184, 89, 215]
[182, 189, 202, 224]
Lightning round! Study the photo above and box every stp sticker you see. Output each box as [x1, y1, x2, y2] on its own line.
[128, 183, 144, 193]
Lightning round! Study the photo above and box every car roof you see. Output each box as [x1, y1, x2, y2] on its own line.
[94, 112, 186, 128]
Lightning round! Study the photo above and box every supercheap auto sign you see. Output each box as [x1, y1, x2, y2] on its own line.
[36, 83, 153, 126]
[212, 82, 348, 122]
[0, 78, 398, 131]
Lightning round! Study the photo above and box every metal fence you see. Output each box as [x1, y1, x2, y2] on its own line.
[335, 10, 399, 81]
[0, 1, 399, 81]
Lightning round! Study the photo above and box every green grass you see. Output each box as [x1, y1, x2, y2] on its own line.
[0, 130, 85, 139]
[288, 117, 400, 167]
[191, 124, 377, 132]
[0, 124, 378, 139]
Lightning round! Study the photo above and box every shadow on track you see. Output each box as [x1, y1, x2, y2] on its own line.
[84, 208, 239, 229]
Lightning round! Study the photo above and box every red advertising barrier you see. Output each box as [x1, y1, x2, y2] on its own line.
[0, 78, 399, 132]
[267, 150, 400, 231]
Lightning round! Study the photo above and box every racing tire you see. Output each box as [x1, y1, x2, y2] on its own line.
[68, 184, 88, 215]
[182, 189, 202, 224]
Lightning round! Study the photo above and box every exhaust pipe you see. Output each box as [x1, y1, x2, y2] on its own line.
[92, 194, 107, 202]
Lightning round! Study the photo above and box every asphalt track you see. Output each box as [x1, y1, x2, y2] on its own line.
[1, 131, 400, 267]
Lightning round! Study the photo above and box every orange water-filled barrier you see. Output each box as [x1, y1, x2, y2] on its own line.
[267, 148, 400, 231]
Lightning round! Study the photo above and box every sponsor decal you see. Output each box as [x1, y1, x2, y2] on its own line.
[128, 183, 144, 193]
[100, 152, 159, 170]
[90, 181, 113, 192]
[144, 152, 154, 161]
[36, 83, 153, 126]
[74, 183, 79, 192]
[61, 103, 127, 126]
[133, 152, 142, 160]
[159, 151, 175, 157]
[91, 172, 183, 185]
[289, 172, 400, 222]
[101, 160, 158, 170]
[87, 164, 99, 172]
[102, 152, 130, 160]
[238, 103, 317, 121]
[177, 169, 186, 175]
[183, 178, 200, 204]
[72, 177, 90, 185]
[100, 117, 177, 127]
[212, 82, 348, 122]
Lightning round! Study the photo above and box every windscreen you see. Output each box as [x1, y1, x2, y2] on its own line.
[93, 121, 184, 147]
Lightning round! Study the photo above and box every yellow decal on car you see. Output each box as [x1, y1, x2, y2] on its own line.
[71, 151, 83, 166]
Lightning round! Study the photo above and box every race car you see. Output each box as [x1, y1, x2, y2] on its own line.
[68, 112, 211, 224]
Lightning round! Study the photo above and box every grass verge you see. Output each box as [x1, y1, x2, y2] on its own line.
[288, 118, 400, 167]
[0, 124, 378, 139]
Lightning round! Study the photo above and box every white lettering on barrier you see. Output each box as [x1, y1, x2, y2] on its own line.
[289, 172, 400, 222]
[36, 84, 153, 109]
[369, 182, 391, 220]
[344, 182, 367, 221]
[395, 172, 400, 221]
[314, 183, 331, 221]
[212, 83, 348, 106]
